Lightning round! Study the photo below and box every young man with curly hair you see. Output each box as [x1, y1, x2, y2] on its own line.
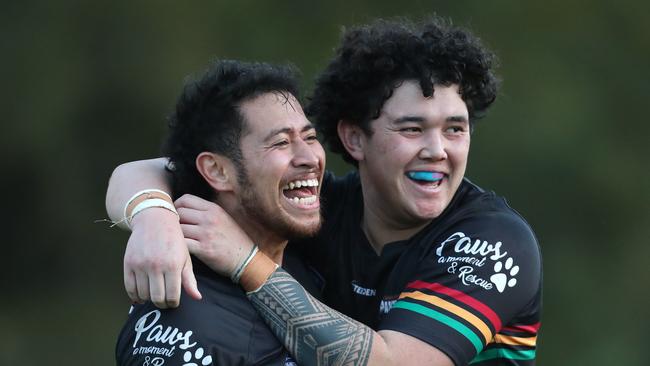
[107, 17, 542, 366]
[113, 60, 325, 365]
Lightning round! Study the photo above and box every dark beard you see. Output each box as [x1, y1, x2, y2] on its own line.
[237, 166, 321, 241]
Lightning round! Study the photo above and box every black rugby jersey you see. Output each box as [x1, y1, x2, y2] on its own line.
[116, 250, 319, 366]
[295, 171, 542, 366]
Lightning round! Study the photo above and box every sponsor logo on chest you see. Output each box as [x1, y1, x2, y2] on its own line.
[350, 281, 377, 296]
[129, 309, 213, 365]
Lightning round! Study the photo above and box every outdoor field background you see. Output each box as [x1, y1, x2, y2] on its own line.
[2, 1, 648, 365]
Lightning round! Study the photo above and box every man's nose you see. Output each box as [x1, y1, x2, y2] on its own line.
[292, 139, 320, 168]
[418, 131, 447, 161]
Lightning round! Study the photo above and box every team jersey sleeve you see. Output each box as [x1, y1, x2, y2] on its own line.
[378, 211, 542, 366]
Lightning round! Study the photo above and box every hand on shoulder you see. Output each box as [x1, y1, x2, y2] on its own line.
[124, 207, 201, 308]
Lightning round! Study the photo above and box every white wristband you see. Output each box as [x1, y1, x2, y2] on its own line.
[128, 198, 179, 228]
[123, 189, 173, 228]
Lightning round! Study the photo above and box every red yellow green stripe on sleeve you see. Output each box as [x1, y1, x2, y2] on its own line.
[391, 301, 485, 353]
[393, 281, 539, 364]
[392, 281, 504, 354]
[397, 290, 493, 344]
[470, 323, 539, 363]
[407, 280, 502, 329]
[471, 348, 536, 363]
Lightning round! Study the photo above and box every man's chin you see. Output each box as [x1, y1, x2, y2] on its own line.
[283, 219, 322, 240]
[414, 207, 446, 221]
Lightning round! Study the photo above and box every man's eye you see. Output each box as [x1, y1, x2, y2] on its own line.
[445, 126, 465, 133]
[305, 134, 319, 141]
[273, 140, 289, 147]
[400, 127, 421, 133]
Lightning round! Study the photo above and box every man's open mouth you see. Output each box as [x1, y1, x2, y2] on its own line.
[406, 171, 444, 188]
[282, 178, 319, 205]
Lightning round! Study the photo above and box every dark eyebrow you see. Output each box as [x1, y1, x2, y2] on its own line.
[394, 116, 426, 124]
[263, 123, 315, 142]
[393, 115, 468, 124]
[301, 123, 316, 133]
[447, 115, 469, 123]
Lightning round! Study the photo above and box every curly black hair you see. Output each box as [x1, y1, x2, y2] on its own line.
[162, 60, 300, 200]
[307, 17, 500, 165]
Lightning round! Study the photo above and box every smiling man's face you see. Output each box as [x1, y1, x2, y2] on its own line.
[235, 92, 325, 240]
[357, 81, 470, 229]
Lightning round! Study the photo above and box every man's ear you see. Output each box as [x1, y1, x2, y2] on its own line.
[196, 152, 236, 192]
[337, 119, 365, 162]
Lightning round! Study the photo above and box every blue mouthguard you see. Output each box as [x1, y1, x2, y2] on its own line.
[407, 171, 443, 182]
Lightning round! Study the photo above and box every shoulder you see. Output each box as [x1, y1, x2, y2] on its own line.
[431, 181, 540, 283]
[448, 180, 537, 251]
[380, 181, 542, 365]
[407, 182, 542, 318]
[436, 179, 537, 249]
[116, 275, 284, 365]
[450, 179, 517, 216]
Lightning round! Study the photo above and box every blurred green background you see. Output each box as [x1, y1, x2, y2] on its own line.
[2, 1, 648, 365]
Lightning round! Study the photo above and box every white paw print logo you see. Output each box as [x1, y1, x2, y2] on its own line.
[490, 257, 519, 293]
[182, 347, 212, 366]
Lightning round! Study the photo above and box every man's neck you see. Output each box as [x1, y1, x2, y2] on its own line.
[357, 168, 430, 255]
[361, 203, 428, 255]
[218, 196, 288, 265]
[243, 225, 287, 265]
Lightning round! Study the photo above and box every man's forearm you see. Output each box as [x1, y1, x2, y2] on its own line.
[247, 269, 373, 366]
[105, 157, 172, 228]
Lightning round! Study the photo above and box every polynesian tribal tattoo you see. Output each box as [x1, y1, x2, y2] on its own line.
[247, 269, 373, 366]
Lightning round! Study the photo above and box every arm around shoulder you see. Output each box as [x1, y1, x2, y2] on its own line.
[105, 157, 200, 307]
[238, 258, 455, 366]
[105, 157, 173, 228]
